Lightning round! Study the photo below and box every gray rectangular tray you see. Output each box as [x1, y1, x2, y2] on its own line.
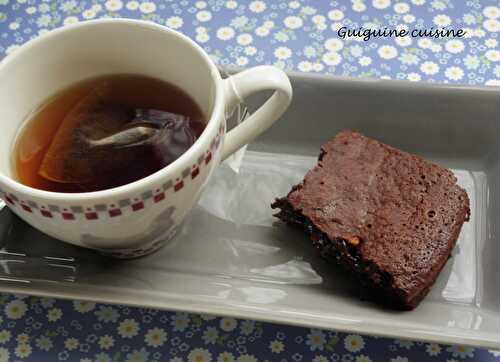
[0, 72, 499, 348]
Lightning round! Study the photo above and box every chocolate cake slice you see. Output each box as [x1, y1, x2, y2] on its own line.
[272, 130, 470, 309]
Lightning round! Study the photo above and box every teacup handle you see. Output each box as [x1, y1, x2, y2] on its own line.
[222, 66, 292, 160]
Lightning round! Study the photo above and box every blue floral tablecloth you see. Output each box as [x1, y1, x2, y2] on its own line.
[0, 0, 499, 361]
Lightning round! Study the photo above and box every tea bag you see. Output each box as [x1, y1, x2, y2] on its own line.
[39, 82, 197, 189]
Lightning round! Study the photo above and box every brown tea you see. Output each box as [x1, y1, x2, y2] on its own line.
[13, 74, 206, 193]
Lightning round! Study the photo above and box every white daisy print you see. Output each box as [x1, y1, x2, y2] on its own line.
[126, 1, 139, 10]
[288, 1, 300, 9]
[270, 340, 284, 353]
[47, 308, 62, 322]
[445, 39, 465, 54]
[217, 27, 235, 40]
[217, 352, 235, 362]
[188, 348, 212, 362]
[118, 319, 140, 338]
[226, 1, 238, 9]
[483, 19, 500, 32]
[412, 0, 425, 4]
[263, 20, 274, 28]
[372, 0, 391, 10]
[5, 299, 27, 319]
[407, 73, 421, 82]
[63, 16, 78, 25]
[325, 38, 344, 52]
[396, 23, 409, 32]
[430, 44, 442, 52]
[444, 67, 464, 80]
[26, 6, 36, 14]
[248, 0, 266, 13]
[166, 16, 183, 29]
[486, 49, 500, 62]
[322, 52, 342, 66]
[0, 330, 11, 344]
[64, 337, 79, 350]
[14, 343, 31, 358]
[484, 6, 500, 19]
[284, 16, 303, 29]
[395, 36, 412, 46]
[99, 335, 115, 350]
[171, 313, 190, 331]
[328, 9, 344, 20]
[313, 356, 329, 362]
[82, 9, 96, 18]
[235, 355, 257, 362]
[124, 348, 149, 362]
[356, 356, 372, 362]
[73, 300, 96, 313]
[417, 38, 432, 49]
[353, 2, 367, 12]
[196, 33, 210, 42]
[220, 317, 238, 332]
[344, 334, 365, 353]
[237, 33, 253, 45]
[485, 38, 498, 48]
[8, 22, 19, 30]
[35, 336, 53, 351]
[254, 26, 269, 37]
[350, 45, 363, 57]
[306, 329, 326, 351]
[274, 46, 292, 60]
[244, 46, 257, 55]
[92, 3, 102, 11]
[378, 45, 398, 59]
[399, 52, 419, 64]
[474, 28, 486, 37]
[196, 10, 212, 22]
[403, 14, 415, 23]
[394, 2, 410, 13]
[313, 62, 325, 72]
[105, 0, 122, 11]
[17, 334, 29, 344]
[0, 348, 9, 362]
[145, 327, 167, 347]
[433, 14, 451, 27]
[464, 55, 479, 69]
[240, 320, 255, 335]
[331, 22, 343, 31]
[202, 326, 219, 345]
[95, 306, 119, 323]
[312, 15, 326, 25]
[196, 1, 207, 8]
[359, 56, 372, 66]
[447, 345, 475, 359]
[139, 2, 156, 13]
[420, 61, 439, 75]
[426, 343, 441, 356]
[236, 56, 249, 66]
[298, 61, 313, 72]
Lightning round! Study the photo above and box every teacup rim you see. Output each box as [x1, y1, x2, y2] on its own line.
[0, 18, 224, 202]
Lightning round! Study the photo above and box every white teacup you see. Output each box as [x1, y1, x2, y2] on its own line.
[0, 19, 292, 258]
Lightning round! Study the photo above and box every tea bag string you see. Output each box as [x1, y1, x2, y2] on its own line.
[84, 122, 158, 148]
